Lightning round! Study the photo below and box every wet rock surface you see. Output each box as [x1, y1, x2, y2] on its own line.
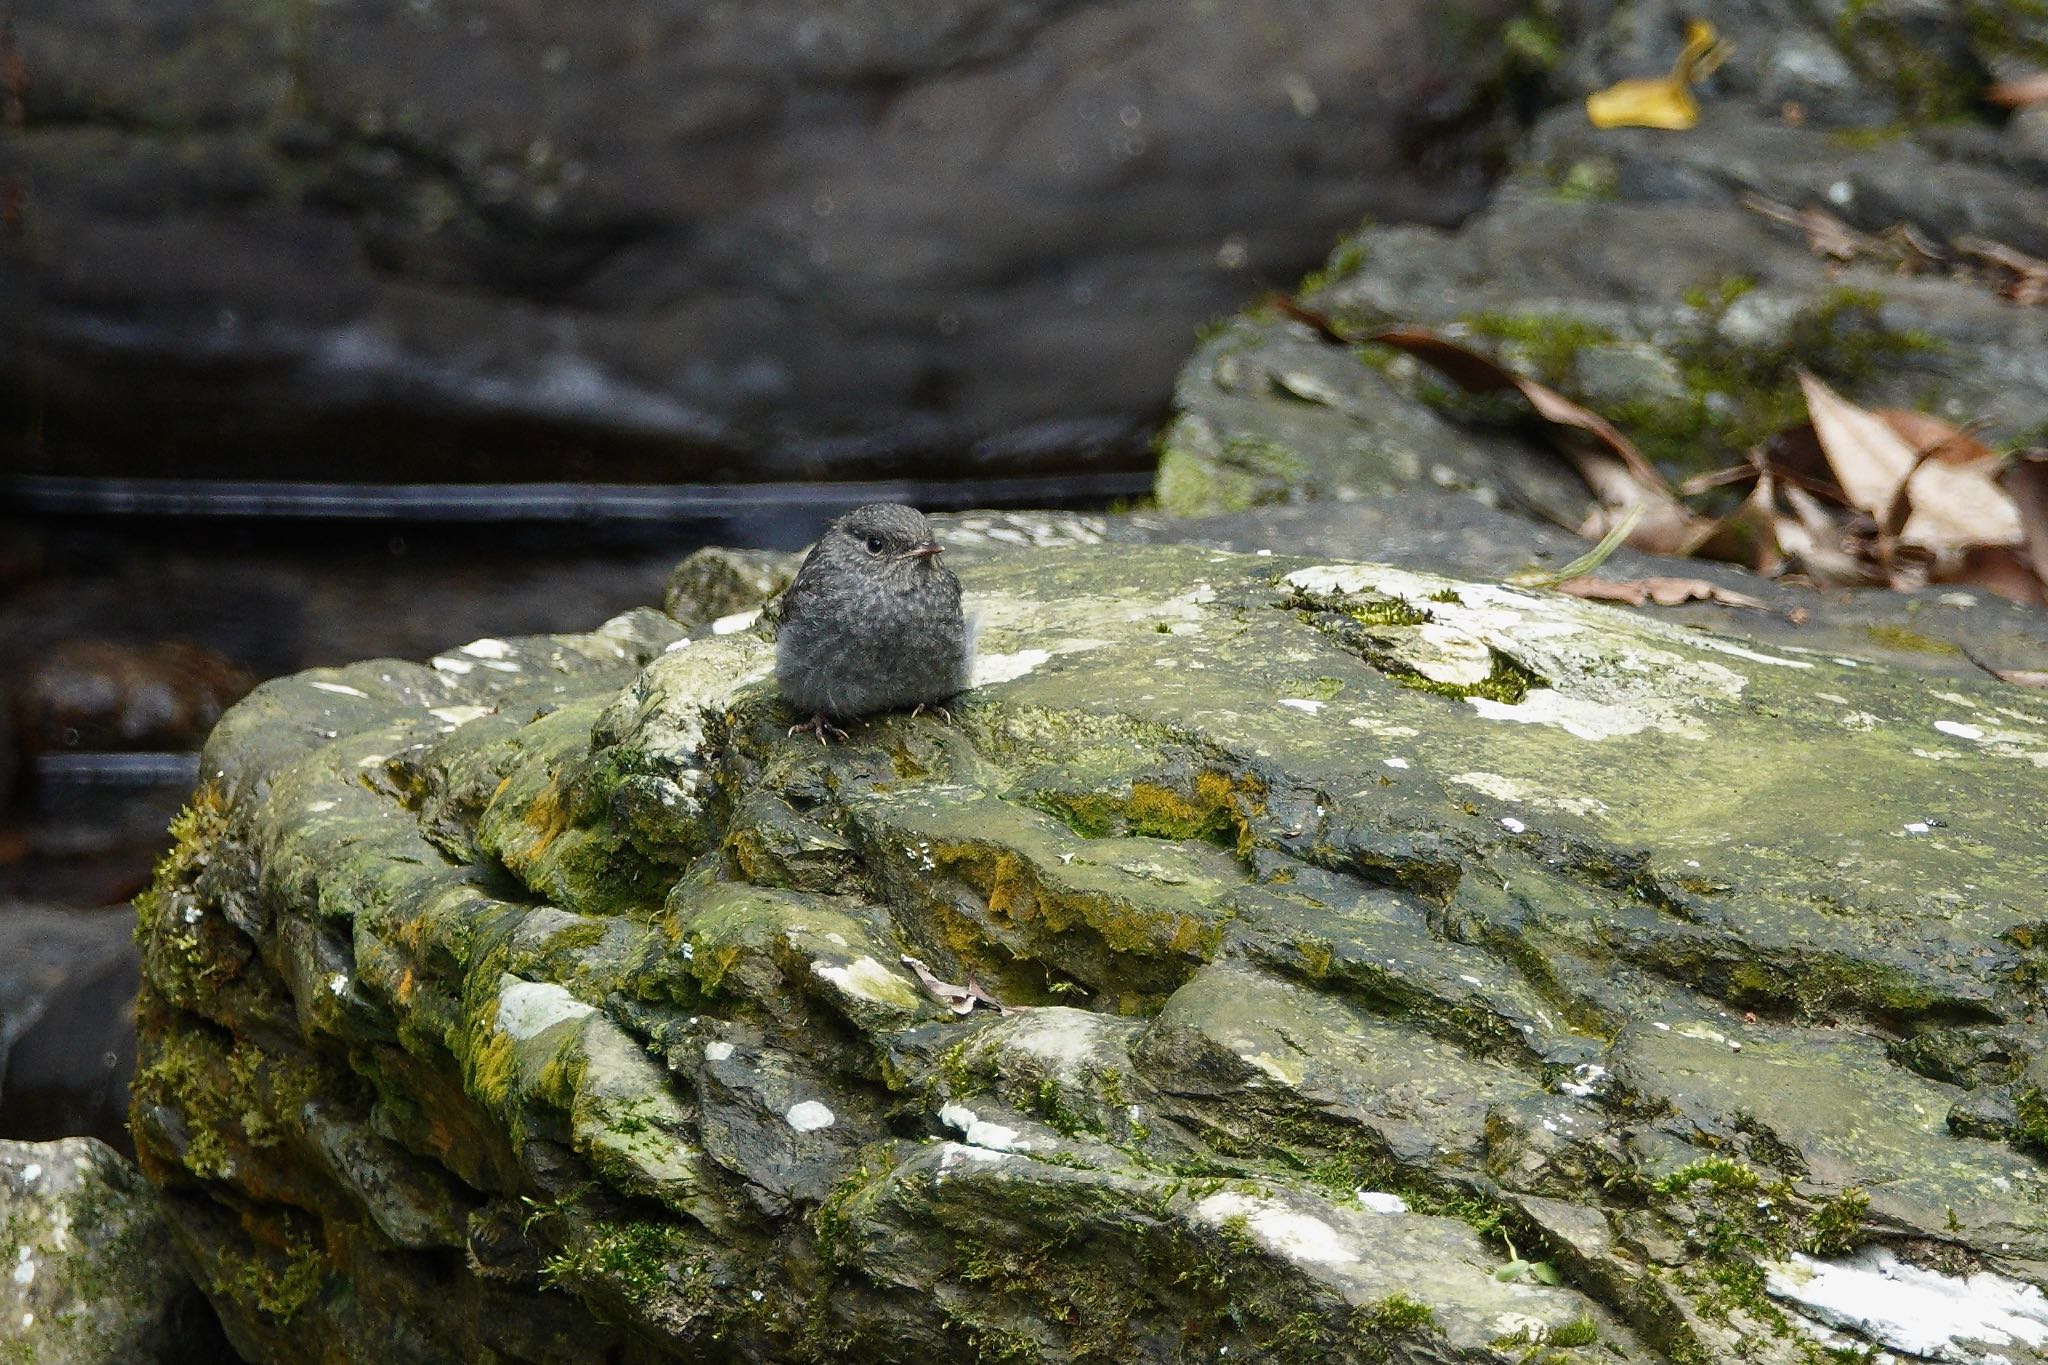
[4, 0, 1526, 483]
[133, 534, 2048, 1363]
[0, 1134, 231, 1363]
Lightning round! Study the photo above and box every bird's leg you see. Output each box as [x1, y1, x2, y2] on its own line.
[910, 702, 952, 724]
[788, 713, 850, 745]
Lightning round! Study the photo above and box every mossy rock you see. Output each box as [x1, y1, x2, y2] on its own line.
[131, 542, 2048, 1364]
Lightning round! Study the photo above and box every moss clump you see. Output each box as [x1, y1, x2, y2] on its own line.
[1351, 1293, 1436, 1360]
[1296, 237, 1371, 297]
[1038, 770, 1265, 856]
[2012, 1085, 2048, 1149]
[1460, 312, 1619, 389]
[1652, 1157, 1761, 1197]
[542, 1218, 700, 1300]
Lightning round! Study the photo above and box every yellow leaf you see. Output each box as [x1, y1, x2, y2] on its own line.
[1586, 20, 1731, 131]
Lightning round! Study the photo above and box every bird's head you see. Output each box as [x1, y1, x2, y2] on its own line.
[830, 503, 946, 575]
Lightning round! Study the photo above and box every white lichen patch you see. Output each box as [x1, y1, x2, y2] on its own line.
[785, 1101, 835, 1133]
[1240, 1047, 1306, 1085]
[428, 705, 493, 727]
[1452, 771, 1526, 802]
[939, 1103, 1030, 1153]
[1765, 1248, 2048, 1362]
[494, 978, 595, 1041]
[1193, 1191, 1358, 1266]
[1356, 1191, 1409, 1215]
[309, 681, 370, 698]
[1286, 565, 1760, 741]
[1470, 688, 1700, 742]
[1277, 698, 1324, 714]
[1695, 639, 1812, 669]
[993, 1007, 1119, 1072]
[711, 609, 760, 635]
[971, 649, 1052, 686]
[703, 1041, 734, 1062]
[430, 655, 475, 675]
[934, 1142, 1010, 1183]
[809, 956, 921, 1010]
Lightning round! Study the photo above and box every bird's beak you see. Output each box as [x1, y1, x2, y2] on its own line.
[907, 542, 945, 559]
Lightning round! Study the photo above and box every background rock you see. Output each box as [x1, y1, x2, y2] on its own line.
[0, 1134, 230, 1363]
[2, 0, 1530, 484]
[0, 903, 138, 1152]
[1158, 1, 2048, 516]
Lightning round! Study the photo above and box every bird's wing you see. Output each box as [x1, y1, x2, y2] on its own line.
[777, 541, 832, 622]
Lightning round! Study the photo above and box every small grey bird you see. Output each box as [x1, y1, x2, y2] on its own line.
[775, 503, 970, 743]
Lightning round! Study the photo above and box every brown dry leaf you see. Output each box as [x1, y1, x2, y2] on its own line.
[1367, 327, 1670, 491]
[1557, 576, 1771, 610]
[1689, 458, 1787, 575]
[901, 955, 987, 1016]
[1740, 193, 1875, 262]
[1935, 545, 2048, 607]
[1367, 325, 1716, 555]
[1586, 19, 1732, 130]
[1998, 448, 2048, 593]
[1774, 484, 1879, 586]
[1954, 235, 2048, 306]
[1986, 71, 2048, 108]
[1797, 371, 2023, 569]
[1875, 409, 1993, 465]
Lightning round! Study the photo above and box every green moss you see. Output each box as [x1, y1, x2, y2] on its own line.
[1551, 159, 1617, 203]
[1682, 276, 1755, 312]
[1547, 1315, 1600, 1347]
[1296, 238, 1370, 298]
[1864, 623, 1962, 655]
[1459, 312, 1618, 388]
[1802, 1188, 1871, 1257]
[542, 1217, 698, 1300]
[1037, 770, 1264, 855]
[1652, 1157, 1761, 1196]
[2012, 1086, 2048, 1148]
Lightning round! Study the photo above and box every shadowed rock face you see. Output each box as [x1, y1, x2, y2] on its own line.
[132, 535, 2048, 1364]
[3, 0, 1524, 482]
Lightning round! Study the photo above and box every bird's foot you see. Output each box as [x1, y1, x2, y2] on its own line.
[788, 713, 850, 746]
[910, 702, 952, 724]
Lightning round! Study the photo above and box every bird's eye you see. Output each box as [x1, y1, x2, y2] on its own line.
[865, 536, 884, 554]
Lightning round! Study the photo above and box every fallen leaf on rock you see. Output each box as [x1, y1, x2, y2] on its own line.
[1557, 576, 1771, 610]
[1740, 194, 1876, 263]
[1271, 305, 1709, 557]
[1586, 19, 1732, 130]
[1366, 327, 1672, 492]
[1797, 371, 2022, 569]
[900, 955, 1016, 1016]
[1685, 460, 1787, 577]
[1935, 545, 2047, 607]
[1955, 235, 2048, 306]
[1986, 71, 2048, 108]
[1875, 409, 1993, 465]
